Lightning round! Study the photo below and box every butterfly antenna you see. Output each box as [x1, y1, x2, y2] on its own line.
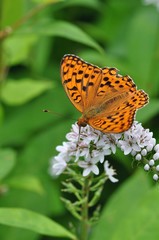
[43, 109, 64, 118]
[43, 109, 77, 122]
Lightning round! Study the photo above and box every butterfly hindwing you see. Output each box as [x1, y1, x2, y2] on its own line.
[88, 89, 148, 133]
[88, 108, 136, 133]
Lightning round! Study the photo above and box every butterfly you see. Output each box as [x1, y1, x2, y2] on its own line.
[61, 54, 149, 133]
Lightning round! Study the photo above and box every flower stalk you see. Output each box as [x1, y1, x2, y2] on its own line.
[61, 170, 107, 239]
[80, 176, 90, 240]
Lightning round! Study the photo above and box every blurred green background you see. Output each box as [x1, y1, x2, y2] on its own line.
[0, 0, 159, 239]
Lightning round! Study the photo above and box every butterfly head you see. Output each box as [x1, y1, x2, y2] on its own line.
[77, 116, 88, 127]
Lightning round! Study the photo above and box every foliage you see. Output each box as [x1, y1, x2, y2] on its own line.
[0, 0, 159, 239]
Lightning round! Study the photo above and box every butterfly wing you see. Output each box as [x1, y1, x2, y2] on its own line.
[89, 109, 136, 133]
[61, 54, 149, 133]
[61, 54, 102, 112]
[88, 90, 148, 133]
[93, 67, 137, 106]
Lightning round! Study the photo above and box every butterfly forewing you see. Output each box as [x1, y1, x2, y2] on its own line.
[61, 54, 102, 111]
[61, 55, 83, 112]
[93, 68, 137, 105]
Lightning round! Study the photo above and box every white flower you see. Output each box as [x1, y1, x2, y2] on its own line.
[156, 165, 159, 171]
[154, 144, 159, 152]
[141, 149, 147, 156]
[104, 161, 118, 183]
[153, 152, 159, 160]
[149, 159, 155, 166]
[146, 144, 154, 152]
[144, 164, 150, 171]
[66, 124, 79, 142]
[92, 146, 111, 163]
[56, 142, 70, 156]
[153, 174, 159, 181]
[102, 134, 121, 154]
[51, 156, 67, 176]
[131, 150, 137, 156]
[119, 140, 133, 155]
[81, 126, 101, 145]
[118, 123, 143, 154]
[135, 154, 142, 161]
[78, 156, 99, 176]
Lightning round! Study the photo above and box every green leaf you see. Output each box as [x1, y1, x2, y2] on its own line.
[0, 113, 68, 217]
[92, 171, 159, 240]
[0, 208, 76, 239]
[0, 149, 16, 181]
[22, 20, 103, 53]
[0, 0, 23, 28]
[137, 98, 159, 123]
[4, 35, 37, 65]
[127, 7, 159, 91]
[1, 79, 52, 105]
[7, 175, 44, 194]
[57, 0, 101, 9]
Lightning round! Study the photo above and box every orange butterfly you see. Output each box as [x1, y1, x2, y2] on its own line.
[61, 54, 149, 133]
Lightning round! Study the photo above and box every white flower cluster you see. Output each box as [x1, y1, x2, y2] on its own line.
[118, 122, 156, 159]
[50, 121, 159, 182]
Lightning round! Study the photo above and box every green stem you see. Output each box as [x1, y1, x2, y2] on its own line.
[0, 0, 60, 83]
[0, 0, 4, 84]
[0, 1, 61, 40]
[80, 177, 90, 240]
